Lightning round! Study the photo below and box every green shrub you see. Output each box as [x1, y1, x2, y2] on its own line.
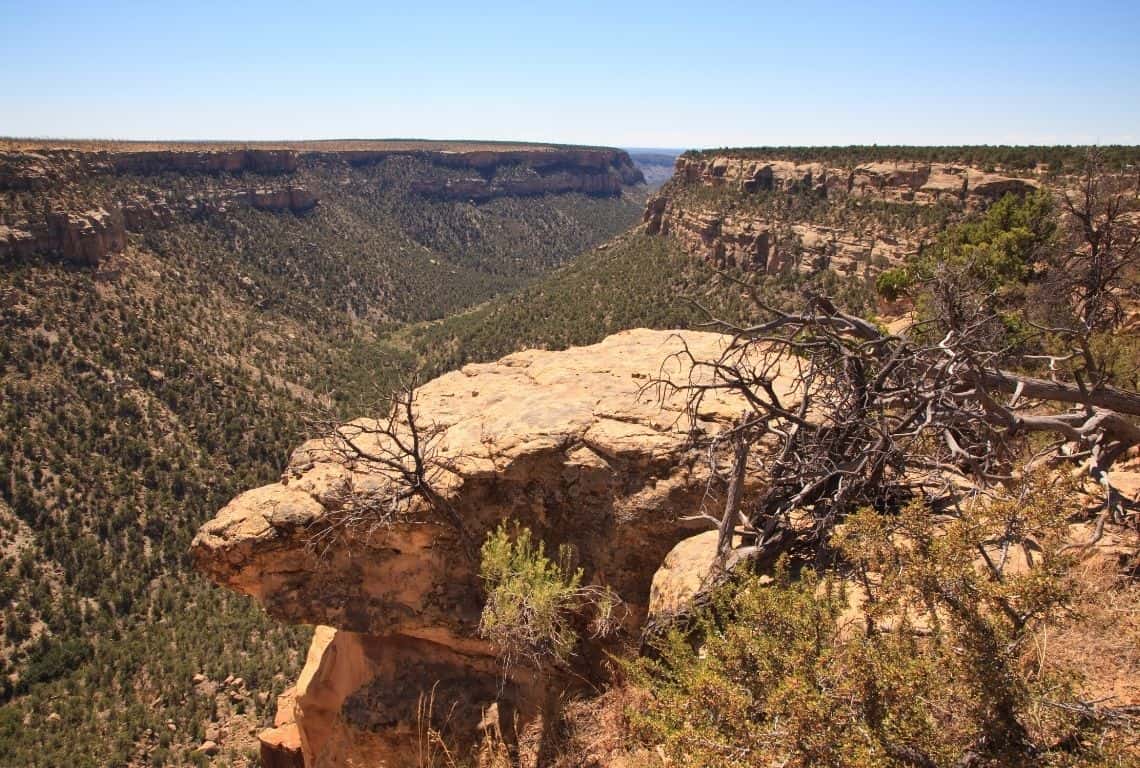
[875, 266, 912, 301]
[478, 523, 619, 670]
[632, 481, 1125, 767]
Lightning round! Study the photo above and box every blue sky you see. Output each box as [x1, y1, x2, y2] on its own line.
[2, 0, 1138, 148]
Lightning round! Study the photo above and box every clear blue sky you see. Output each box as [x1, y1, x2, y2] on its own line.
[3, 0, 1138, 148]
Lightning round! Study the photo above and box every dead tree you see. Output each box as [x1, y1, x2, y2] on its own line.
[303, 376, 475, 557]
[1056, 154, 1139, 341]
[1029, 150, 1140, 392]
[656, 286, 1140, 581]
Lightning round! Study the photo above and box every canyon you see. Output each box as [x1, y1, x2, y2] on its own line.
[4, 141, 1137, 767]
[0, 139, 650, 768]
[0, 142, 643, 266]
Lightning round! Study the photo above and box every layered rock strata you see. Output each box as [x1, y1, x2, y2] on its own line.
[0, 143, 642, 264]
[0, 186, 319, 264]
[642, 151, 1044, 272]
[672, 155, 1039, 206]
[0, 145, 643, 199]
[0, 208, 126, 265]
[646, 154, 1042, 274]
[645, 195, 912, 275]
[193, 329, 791, 767]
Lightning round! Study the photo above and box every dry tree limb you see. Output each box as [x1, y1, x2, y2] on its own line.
[302, 374, 477, 559]
[649, 284, 1139, 603]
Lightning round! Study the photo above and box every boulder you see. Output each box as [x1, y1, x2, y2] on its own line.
[966, 170, 1039, 203]
[647, 530, 723, 623]
[194, 740, 220, 756]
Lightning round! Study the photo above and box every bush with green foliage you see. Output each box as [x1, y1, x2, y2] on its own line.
[874, 191, 1055, 305]
[478, 523, 619, 670]
[631, 480, 1128, 767]
[875, 267, 912, 301]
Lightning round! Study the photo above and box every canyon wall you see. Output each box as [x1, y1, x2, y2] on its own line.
[0, 187, 319, 265]
[0, 208, 127, 266]
[192, 329, 790, 768]
[0, 144, 642, 197]
[0, 143, 642, 265]
[670, 155, 1038, 205]
[645, 153, 1042, 276]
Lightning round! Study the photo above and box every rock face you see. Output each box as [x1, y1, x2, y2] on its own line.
[110, 148, 300, 175]
[644, 193, 911, 276]
[193, 329, 789, 767]
[647, 153, 1042, 275]
[0, 207, 126, 265]
[0, 143, 642, 265]
[249, 187, 320, 213]
[0, 148, 299, 190]
[404, 148, 643, 200]
[0, 186, 318, 264]
[671, 155, 1038, 206]
[0, 145, 643, 198]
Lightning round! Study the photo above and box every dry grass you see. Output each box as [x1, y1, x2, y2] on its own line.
[511, 687, 660, 768]
[1049, 547, 1140, 743]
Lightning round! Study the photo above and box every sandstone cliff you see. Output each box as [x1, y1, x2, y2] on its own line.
[0, 186, 319, 265]
[0, 143, 642, 199]
[192, 328, 792, 768]
[645, 153, 1042, 276]
[0, 142, 642, 265]
[670, 155, 1038, 206]
[0, 208, 126, 266]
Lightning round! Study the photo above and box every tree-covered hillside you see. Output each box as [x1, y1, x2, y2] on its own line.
[0, 149, 643, 766]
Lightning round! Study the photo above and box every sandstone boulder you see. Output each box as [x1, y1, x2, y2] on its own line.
[648, 530, 725, 623]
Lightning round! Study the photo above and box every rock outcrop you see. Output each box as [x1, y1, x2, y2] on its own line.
[193, 329, 791, 767]
[0, 186, 318, 264]
[645, 153, 1043, 276]
[405, 148, 643, 200]
[0, 207, 126, 265]
[249, 187, 319, 213]
[0, 142, 641, 265]
[645, 200, 771, 269]
[644, 193, 912, 275]
[189, 186, 320, 215]
[0, 144, 643, 197]
[0, 148, 300, 190]
[671, 155, 1038, 206]
[110, 148, 300, 175]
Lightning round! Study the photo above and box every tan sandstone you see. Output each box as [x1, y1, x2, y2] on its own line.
[194, 329, 795, 767]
